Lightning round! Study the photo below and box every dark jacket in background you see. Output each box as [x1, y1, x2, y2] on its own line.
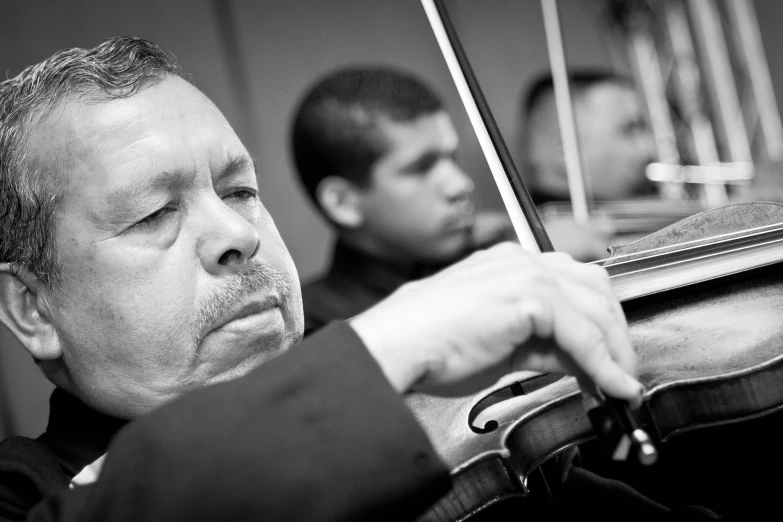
[302, 241, 446, 335]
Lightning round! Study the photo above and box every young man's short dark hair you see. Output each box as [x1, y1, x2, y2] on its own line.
[520, 69, 631, 121]
[290, 66, 443, 211]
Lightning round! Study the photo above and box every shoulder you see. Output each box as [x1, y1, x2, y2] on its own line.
[0, 437, 68, 520]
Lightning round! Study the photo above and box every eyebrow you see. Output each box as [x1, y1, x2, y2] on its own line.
[220, 155, 257, 180]
[105, 155, 257, 208]
[400, 146, 457, 173]
[104, 169, 189, 208]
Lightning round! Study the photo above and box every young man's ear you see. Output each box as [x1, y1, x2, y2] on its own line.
[0, 264, 62, 361]
[315, 176, 365, 229]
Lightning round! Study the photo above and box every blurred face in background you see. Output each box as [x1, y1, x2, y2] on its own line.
[576, 81, 658, 200]
[353, 111, 476, 263]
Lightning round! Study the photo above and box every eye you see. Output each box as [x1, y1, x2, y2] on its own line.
[135, 206, 175, 230]
[406, 157, 438, 176]
[224, 188, 260, 202]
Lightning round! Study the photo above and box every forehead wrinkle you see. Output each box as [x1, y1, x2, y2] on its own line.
[98, 139, 250, 218]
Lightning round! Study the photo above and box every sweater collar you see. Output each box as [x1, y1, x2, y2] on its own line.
[327, 240, 452, 295]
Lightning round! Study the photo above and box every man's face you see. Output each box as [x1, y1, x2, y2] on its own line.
[355, 111, 475, 263]
[30, 76, 303, 418]
[576, 82, 658, 200]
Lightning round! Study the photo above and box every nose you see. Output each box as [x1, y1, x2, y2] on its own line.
[438, 161, 474, 203]
[196, 196, 261, 275]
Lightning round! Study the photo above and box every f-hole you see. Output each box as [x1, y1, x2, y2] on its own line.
[468, 373, 565, 434]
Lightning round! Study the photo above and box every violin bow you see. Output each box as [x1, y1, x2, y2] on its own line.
[420, 0, 551, 253]
[421, 0, 658, 466]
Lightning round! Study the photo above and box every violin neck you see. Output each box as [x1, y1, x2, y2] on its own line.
[604, 222, 783, 302]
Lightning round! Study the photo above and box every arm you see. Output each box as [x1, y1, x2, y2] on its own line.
[28, 323, 449, 522]
[29, 243, 643, 522]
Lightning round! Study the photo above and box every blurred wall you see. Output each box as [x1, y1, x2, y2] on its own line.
[1, 0, 782, 438]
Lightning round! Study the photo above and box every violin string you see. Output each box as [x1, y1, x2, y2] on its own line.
[608, 236, 783, 280]
[595, 221, 783, 269]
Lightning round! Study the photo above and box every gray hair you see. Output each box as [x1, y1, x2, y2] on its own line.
[0, 36, 181, 287]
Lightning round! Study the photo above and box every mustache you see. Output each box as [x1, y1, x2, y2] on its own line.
[192, 261, 290, 343]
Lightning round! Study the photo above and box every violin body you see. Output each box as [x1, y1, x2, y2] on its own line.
[408, 202, 783, 522]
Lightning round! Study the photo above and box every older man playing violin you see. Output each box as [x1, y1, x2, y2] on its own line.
[0, 37, 723, 521]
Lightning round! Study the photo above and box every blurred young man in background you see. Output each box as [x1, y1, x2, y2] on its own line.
[291, 67, 512, 334]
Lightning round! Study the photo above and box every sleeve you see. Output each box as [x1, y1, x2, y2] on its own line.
[0, 438, 69, 521]
[26, 322, 451, 522]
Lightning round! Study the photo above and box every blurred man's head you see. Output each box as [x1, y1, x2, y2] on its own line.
[0, 37, 303, 420]
[291, 67, 475, 264]
[521, 70, 658, 201]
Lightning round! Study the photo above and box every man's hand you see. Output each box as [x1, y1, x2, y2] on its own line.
[349, 242, 642, 404]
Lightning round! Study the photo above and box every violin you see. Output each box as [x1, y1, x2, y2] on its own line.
[407, 201, 783, 521]
[417, 1, 783, 519]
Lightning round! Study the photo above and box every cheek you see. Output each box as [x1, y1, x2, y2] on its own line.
[381, 183, 442, 223]
[372, 201, 436, 235]
[56, 240, 198, 356]
[257, 212, 299, 282]
[252, 214, 303, 329]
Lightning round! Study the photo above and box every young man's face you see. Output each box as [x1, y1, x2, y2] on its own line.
[27, 76, 303, 418]
[355, 111, 476, 263]
[577, 82, 658, 200]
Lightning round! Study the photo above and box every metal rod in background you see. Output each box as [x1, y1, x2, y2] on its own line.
[541, 0, 591, 224]
[688, 0, 753, 164]
[726, 0, 783, 161]
[421, 0, 551, 253]
[664, 0, 727, 207]
[623, 6, 688, 201]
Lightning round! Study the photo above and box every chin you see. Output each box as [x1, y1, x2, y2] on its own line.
[198, 323, 293, 384]
[211, 353, 272, 383]
[421, 239, 472, 264]
[204, 344, 285, 386]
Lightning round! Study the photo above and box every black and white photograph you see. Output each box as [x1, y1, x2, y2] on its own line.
[2, 1, 783, 520]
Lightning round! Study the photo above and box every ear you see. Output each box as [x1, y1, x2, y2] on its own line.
[315, 176, 365, 229]
[0, 263, 63, 361]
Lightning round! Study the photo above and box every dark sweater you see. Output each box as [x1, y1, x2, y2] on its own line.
[0, 323, 449, 522]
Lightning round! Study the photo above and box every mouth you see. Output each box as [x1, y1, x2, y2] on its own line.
[210, 296, 281, 335]
[446, 208, 475, 232]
